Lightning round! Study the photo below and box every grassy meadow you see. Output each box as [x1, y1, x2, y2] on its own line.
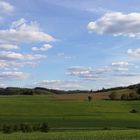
[0, 95, 139, 139]
[0, 130, 140, 140]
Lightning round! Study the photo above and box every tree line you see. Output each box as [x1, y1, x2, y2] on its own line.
[0, 123, 49, 134]
[109, 91, 140, 100]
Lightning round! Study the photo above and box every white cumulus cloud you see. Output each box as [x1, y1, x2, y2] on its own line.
[0, 60, 38, 70]
[0, 44, 18, 50]
[112, 61, 129, 67]
[0, 0, 14, 13]
[67, 66, 93, 76]
[113, 73, 140, 77]
[0, 18, 55, 44]
[32, 44, 53, 51]
[88, 12, 140, 38]
[127, 48, 140, 57]
[0, 71, 29, 80]
[0, 51, 47, 61]
[66, 66, 110, 81]
[113, 67, 128, 72]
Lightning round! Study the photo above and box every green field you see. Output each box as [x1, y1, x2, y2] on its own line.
[0, 95, 139, 139]
[0, 130, 140, 140]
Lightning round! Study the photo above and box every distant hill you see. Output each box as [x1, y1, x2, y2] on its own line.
[0, 83, 140, 96]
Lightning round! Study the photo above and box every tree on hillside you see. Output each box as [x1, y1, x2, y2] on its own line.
[136, 87, 140, 95]
[22, 90, 34, 95]
[121, 94, 128, 100]
[129, 92, 139, 100]
[109, 92, 118, 100]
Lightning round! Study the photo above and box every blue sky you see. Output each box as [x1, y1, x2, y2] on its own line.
[1, 0, 140, 90]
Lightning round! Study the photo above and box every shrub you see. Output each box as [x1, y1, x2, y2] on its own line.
[0, 123, 49, 133]
[2, 124, 14, 134]
[13, 124, 20, 131]
[19, 123, 33, 133]
[130, 109, 138, 113]
[39, 123, 49, 133]
[102, 127, 111, 130]
[32, 124, 40, 131]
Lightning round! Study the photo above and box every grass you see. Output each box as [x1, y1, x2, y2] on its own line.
[0, 96, 139, 129]
[0, 130, 140, 140]
[0, 95, 139, 139]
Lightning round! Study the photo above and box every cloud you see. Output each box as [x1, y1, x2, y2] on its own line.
[0, 44, 19, 50]
[67, 66, 93, 76]
[0, 18, 55, 44]
[11, 18, 26, 28]
[0, 71, 29, 80]
[0, 51, 44, 71]
[127, 48, 140, 57]
[0, 83, 6, 88]
[32, 44, 53, 51]
[87, 12, 140, 38]
[24, 54, 47, 60]
[0, 61, 9, 69]
[79, 75, 105, 81]
[113, 67, 128, 71]
[0, 1, 14, 13]
[66, 66, 109, 81]
[32, 80, 81, 90]
[113, 73, 140, 77]
[0, 18, 54, 82]
[66, 64, 132, 82]
[0, 51, 47, 61]
[66, 62, 140, 89]
[112, 61, 129, 67]
[67, 66, 112, 76]
[0, 60, 38, 70]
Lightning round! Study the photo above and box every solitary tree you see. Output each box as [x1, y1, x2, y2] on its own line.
[88, 96, 92, 101]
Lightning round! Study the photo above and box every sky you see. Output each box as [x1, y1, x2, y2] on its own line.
[1, 0, 140, 90]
